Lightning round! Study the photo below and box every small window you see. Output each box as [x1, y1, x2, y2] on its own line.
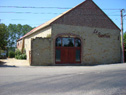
[62, 38, 74, 47]
[76, 49, 81, 61]
[18, 43, 19, 46]
[56, 38, 61, 47]
[56, 49, 61, 62]
[75, 38, 81, 47]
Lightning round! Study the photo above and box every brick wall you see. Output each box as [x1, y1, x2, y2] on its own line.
[29, 24, 121, 65]
[53, 0, 119, 30]
[31, 37, 52, 65]
[51, 24, 121, 64]
[24, 26, 51, 61]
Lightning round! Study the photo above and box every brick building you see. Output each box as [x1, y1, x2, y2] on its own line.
[17, 0, 121, 65]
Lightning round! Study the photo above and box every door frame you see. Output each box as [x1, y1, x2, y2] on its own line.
[54, 33, 83, 64]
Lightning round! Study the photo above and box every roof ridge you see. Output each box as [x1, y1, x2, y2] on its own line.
[18, 0, 120, 41]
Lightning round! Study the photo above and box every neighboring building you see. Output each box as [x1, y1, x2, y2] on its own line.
[17, 0, 121, 65]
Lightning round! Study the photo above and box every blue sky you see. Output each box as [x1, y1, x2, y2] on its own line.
[0, 0, 126, 32]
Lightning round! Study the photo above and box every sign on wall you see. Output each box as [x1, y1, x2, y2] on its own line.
[93, 29, 110, 38]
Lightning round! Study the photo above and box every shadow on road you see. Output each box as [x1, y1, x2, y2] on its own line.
[0, 60, 17, 67]
[52, 63, 124, 67]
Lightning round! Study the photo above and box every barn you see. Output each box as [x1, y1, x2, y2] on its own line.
[17, 0, 121, 65]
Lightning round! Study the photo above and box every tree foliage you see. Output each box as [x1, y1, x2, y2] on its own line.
[0, 23, 9, 49]
[0, 23, 34, 50]
[7, 24, 33, 47]
[123, 32, 126, 49]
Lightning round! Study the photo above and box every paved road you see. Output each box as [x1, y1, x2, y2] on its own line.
[0, 63, 126, 95]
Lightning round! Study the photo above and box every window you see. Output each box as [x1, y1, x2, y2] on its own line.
[17, 43, 19, 46]
[62, 38, 74, 47]
[56, 37, 81, 47]
[75, 38, 81, 47]
[76, 50, 81, 61]
[56, 49, 61, 62]
[56, 38, 61, 47]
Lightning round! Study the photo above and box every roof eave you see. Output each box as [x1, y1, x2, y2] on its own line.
[17, 24, 51, 41]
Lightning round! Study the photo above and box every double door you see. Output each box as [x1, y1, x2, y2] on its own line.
[55, 37, 81, 64]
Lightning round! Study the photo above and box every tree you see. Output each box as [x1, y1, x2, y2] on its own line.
[8, 24, 17, 47]
[17, 24, 22, 39]
[22, 24, 33, 36]
[7, 24, 33, 48]
[123, 32, 126, 49]
[0, 23, 8, 50]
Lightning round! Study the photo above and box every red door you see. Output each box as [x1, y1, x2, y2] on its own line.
[61, 48, 75, 63]
[55, 37, 81, 64]
[68, 48, 76, 63]
[61, 48, 69, 63]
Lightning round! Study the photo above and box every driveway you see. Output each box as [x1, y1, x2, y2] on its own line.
[0, 58, 30, 67]
[0, 62, 126, 95]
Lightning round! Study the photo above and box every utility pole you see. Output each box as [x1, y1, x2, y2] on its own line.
[121, 9, 124, 63]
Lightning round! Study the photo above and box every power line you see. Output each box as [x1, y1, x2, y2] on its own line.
[0, 6, 71, 9]
[0, 6, 123, 10]
[1, 17, 122, 21]
[0, 11, 120, 16]
[0, 12, 61, 14]
[0, 18, 50, 21]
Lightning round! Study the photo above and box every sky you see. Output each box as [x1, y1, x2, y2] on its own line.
[0, 0, 126, 32]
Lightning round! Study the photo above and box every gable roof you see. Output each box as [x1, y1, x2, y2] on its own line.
[18, 9, 71, 41]
[18, 0, 120, 41]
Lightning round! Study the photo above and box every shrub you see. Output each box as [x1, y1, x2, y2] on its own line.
[21, 54, 26, 59]
[15, 55, 19, 59]
[15, 49, 26, 59]
[0, 55, 2, 58]
[8, 51, 15, 58]
[15, 49, 21, 55]
[23, 48, 26, 54]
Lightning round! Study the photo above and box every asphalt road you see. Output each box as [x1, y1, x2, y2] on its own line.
[0, 63, 126, 95]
